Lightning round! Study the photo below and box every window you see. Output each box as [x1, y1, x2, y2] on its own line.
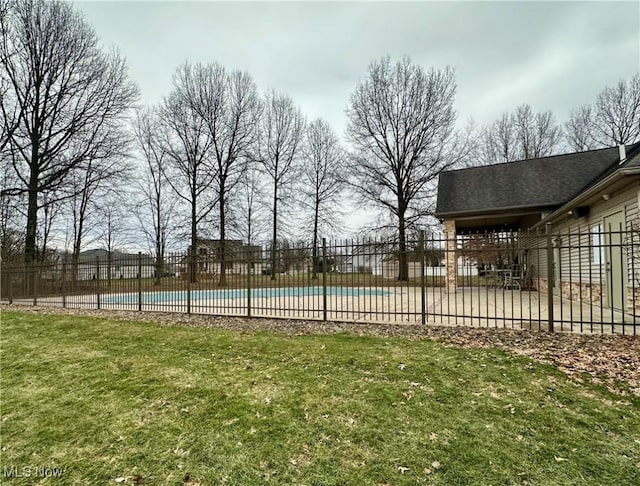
[591, 224, 604, 265]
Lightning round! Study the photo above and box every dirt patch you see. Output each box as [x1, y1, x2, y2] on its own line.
[4, 304, 639, 396]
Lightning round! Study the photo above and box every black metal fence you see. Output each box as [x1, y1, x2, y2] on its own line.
[2, 227, 639, 334]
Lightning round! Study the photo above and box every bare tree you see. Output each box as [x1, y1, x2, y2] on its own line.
[564, 105, 594, 152]
[0, 0, 138, 266]
[476, 113, 517, 164]
[231, 166, 268, 247]
[0, 1, 19, 154]
[63, 131, 131, 281]
[566, 74, 640, 150]
[132, 106, 176, 285]
[0, 167, 25, 264]
[300, 118, 344, 279]
[513, 105, 563, 159]
[37, 190, 64, 262]
[477, 104, 563, 164]
[346, 57, 461, 280]
[185, 62, 262, 285]
[66, 166, 98, 271]
[96, 190, 131, 287]
[161, 64, 215, 282]
[257, 91, 305, 280]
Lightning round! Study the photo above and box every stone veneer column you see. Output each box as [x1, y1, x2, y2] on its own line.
[443, 219, 457, 291]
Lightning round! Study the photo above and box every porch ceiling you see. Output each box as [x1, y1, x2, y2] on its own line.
[450, 210, 544, 233]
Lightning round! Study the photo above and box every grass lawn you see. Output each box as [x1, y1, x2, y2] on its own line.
[1, 311, 639, 485]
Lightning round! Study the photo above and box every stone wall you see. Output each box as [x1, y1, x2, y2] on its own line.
[535, 277, 609, 307]
[627, 287, 640, 312]
[536, 277, 640, 313]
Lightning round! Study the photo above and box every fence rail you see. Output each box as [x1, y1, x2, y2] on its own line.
[2, 228, 639, 334]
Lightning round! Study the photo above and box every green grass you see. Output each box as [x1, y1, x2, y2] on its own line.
[1, 311, 639, 485]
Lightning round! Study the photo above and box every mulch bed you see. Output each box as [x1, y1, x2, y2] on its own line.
[3, 304, 639, 397]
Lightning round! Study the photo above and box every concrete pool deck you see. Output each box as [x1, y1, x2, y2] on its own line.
[5, 286, 639, 335]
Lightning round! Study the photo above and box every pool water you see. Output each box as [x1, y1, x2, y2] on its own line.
[102, 286, 390, 304]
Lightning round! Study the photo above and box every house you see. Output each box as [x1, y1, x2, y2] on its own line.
[435, 143, 640, 311]
[76, 249, 156, 280]
[336, 243, 386, 275]
[185, 239, 263, 275]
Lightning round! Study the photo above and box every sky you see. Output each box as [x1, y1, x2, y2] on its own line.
[71, 0, 640, 236]
[74, 0, 640, 136]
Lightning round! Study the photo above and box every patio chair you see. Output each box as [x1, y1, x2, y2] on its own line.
[503, 264, 522, 290]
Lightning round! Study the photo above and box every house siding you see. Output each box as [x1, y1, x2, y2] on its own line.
[527, 183, 640, 309]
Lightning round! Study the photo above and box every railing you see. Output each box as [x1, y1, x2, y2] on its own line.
[2, 228, 639, 334]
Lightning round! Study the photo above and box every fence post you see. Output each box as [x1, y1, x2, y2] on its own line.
[419, 230, 426, 324]
[61, 259, 67, 308]
[96, 256, 101, 310]
[247, 250, 252, 318]
[137, 252, 142, 312]
[546, 222, 554, 332]
[322, 238, 327, 322]
[186, 249, 192, 315]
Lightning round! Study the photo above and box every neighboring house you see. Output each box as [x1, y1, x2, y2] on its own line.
[76, 249, 156, 280]
[334, 242, 476, 279]
[435, 143, 640, 310]
[336, 243, 386, 275]
[184, 239, 263, 275]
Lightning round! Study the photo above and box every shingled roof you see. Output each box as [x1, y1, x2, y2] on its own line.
[435, 143, 640, 218]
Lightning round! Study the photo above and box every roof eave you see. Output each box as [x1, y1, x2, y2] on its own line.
[533, 168, 640, 228]
[434, 203, 557, 220]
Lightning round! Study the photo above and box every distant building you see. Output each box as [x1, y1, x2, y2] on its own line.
[76, 249, 156, 280]
[335, 243, 387, 275]
[182, 239, 264, 276]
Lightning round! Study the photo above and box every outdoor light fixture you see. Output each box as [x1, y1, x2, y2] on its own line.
[602, 194, 611, 201]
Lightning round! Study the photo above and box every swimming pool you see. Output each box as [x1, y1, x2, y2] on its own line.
[102, 286, 391, 305]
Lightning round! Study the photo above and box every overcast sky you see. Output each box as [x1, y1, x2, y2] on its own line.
[75, 0, 639, 138]
[72, 0, 639, 236]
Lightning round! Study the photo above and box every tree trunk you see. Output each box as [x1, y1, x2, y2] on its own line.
[154, 252, 163, 286]
[25, 176, 38, 265]
[271, 186, 278, 281]
[219, 194, 227, 286]
[311, 197, 319, 280]
[154, 237, 163, 286]
[397, 211, 408, 281]
[154, 189, 163, 286]
[107, 250, 112, 288]
[190, 198, 197, 283]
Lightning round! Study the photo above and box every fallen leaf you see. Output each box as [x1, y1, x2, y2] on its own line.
[429, 432, 438, 441]
[554, 456, 568, 462]
[397, 465, 410, 474]
[423, 468, 432, 475]
[398, 363, 406, 370]
[431, 460, 441, 469]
